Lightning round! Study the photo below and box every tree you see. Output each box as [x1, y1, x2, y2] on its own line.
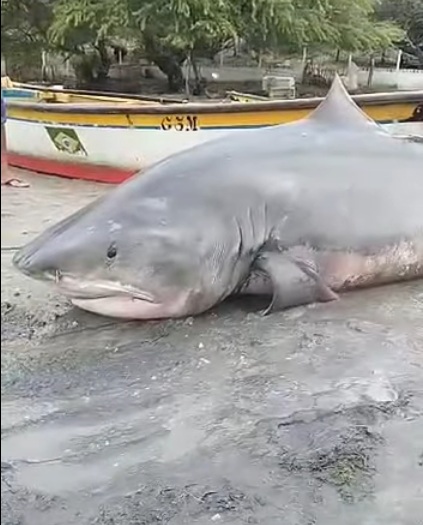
[132, 0, 403, 91]
[48, 0, 132, 82]
[132, 0, 237, 92]
[1, 0, 406, 89]
[237, 0, 402, 57]
[1, 0, 54, 78]
[376, 0, 423, 66]
[327, 0, 403, 51]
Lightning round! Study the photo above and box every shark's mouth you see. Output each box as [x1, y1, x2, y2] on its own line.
[54, 273, 156, 303]
[54, 273, 194, 320]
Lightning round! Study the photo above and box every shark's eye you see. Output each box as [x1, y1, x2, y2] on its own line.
[107, 243, 117, 260]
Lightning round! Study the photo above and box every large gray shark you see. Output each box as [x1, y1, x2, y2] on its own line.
[13, 76, 423, 319]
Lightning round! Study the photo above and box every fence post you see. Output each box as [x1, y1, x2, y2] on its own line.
[300, 47, 307, 82]
[367, 57, 375, 87]
[395, 49, 402, 88]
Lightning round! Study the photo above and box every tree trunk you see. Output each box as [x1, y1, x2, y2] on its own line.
[410, 41, 423, 68]
[381, 49, 386, 65]
[95, 39, 111, 80]
[71, 52, 95, 84]
[190, 55, 206, 96]
[143, 32, 185, 92]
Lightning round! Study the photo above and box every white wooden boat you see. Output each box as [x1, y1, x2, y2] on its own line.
[3, 79, 422, 184]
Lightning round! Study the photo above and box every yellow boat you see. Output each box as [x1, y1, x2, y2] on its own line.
[3, 78, 422, 184]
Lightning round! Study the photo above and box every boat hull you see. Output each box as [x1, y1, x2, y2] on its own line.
[4, 85, 423, 184]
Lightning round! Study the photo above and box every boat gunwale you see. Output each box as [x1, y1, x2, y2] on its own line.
[6, 82, 186, 104]
[5, 90, 423, 116]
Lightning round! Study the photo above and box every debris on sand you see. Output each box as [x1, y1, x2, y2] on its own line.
[1, 178, 30, 188]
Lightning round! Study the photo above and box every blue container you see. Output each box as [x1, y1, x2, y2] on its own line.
[2, 87, 38, 100]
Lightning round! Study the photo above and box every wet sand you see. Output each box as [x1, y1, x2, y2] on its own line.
[1, 169, 423, 525]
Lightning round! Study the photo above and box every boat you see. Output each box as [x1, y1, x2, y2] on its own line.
[3, 78, 423, 184]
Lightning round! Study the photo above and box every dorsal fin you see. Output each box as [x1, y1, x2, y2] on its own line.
[307, 74, 379, 130]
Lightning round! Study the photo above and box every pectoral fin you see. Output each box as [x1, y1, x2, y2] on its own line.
[255, 251, 338, 315]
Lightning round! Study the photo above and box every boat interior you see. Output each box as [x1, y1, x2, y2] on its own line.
[1, 76, 184, 106]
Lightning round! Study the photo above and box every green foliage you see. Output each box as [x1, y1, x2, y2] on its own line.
[133, 0, 237, 54]
[238, 0, 403, 54]
[1, 0, 52, 48]
[327, 0, 403, 51]
[376, 0, 423, 66]
[47, 0, 134, 80]
[1, 0, 53, 76]
[48, 0, 131, 50]
[1, 0, 408, 85]
[376, 0, 423, 46]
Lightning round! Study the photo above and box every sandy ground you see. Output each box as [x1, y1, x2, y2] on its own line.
[1, 168, 423, 525]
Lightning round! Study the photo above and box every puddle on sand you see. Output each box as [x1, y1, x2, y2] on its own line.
[2, 388, 211, 494]
[5, 421, 207, 495]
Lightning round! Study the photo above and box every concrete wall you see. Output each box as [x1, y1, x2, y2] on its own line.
[188, 64, 301, 83]
[193, 64, 423, 91]
[358, 68, 423, 90]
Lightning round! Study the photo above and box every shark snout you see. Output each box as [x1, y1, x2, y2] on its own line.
[13, 244, 58, 280]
